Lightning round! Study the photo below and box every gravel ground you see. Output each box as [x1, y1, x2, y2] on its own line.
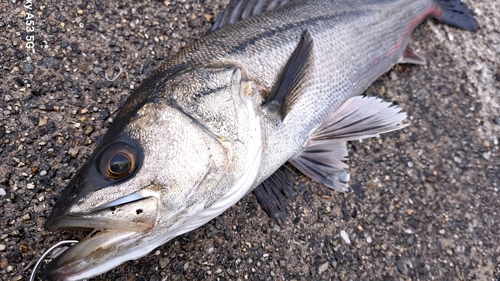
[0, 0, 499, 280]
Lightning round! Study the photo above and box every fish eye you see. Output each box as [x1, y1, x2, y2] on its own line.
[98, 143, 137, 180]
[108, 153, 131, 176]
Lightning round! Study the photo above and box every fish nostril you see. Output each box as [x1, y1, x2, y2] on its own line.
[136, 209, 143, 215]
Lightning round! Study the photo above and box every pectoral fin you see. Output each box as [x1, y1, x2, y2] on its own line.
[290, 96, 408, 191]
[253, 165, 296, 224]
[264, 29, 314, 119]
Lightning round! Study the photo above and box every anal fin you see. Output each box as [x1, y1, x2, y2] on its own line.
[399, 45, 426, 65]
[289, 139, 351, 192]
[290, 96, 408, 191]
[253, 165, 297, 224]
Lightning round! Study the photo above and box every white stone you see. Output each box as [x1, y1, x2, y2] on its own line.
[340, 230, 351, 244]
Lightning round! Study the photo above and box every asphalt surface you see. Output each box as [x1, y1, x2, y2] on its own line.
[0, 0, 499, 280]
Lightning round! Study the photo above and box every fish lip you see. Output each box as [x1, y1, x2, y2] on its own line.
[43, 196, 158, 280]
[43, 230, 137, 281]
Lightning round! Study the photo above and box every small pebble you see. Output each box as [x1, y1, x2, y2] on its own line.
[482, 152, 490, 160]
[318, 262, 329, 274]
[23, 63, 34, 74]
[38, 116, 48, 126]
[340, 230, 351, 244]
[204, 14, 213, 22]
[27, 183, 35, 190]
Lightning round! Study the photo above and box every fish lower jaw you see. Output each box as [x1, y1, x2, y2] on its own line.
[43, 230, 138, 280]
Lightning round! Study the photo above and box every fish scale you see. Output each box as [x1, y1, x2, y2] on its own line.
[158, 0, 438, 180]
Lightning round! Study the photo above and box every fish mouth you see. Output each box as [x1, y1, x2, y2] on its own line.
[43, 196, 158, 281]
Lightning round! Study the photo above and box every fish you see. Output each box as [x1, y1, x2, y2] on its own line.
[42, 0, 478, 279]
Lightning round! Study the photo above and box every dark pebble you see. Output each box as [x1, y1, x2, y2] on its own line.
[396, 258, 404, 273]
[98, 110, 110, 120]
[303, 190, 312, 203]
[60, 40, 69, 48]
[15, 77, 25, 86]
[352, 182, 364, 199]
[23, 63, 34, 74]
[41, 58, 57, 68]
[346, 254, 353, 262]
[16, 51, 24, 59]
[27, 102, 38, 109]
[70, 42, 80, 53]
[406, 235, 414, 246]
[215, 219, 222, 230]
[196, 269, 206, 279]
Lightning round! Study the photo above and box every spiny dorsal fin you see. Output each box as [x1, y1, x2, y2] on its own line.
[208, 0, 296, 34]
[253, 165, 297, 225]
[264, 29, 314, 119]
[399, 45, 426, 65]
[290, 96, 408, 191]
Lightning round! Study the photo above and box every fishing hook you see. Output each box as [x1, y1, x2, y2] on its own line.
[30, 240, 79, 281]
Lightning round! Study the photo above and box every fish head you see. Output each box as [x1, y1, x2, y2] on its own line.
[43, 66, 263, 280]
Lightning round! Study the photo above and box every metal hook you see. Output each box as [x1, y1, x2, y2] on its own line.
[105, 67, 123, 82]
[30, 240, 79, 281]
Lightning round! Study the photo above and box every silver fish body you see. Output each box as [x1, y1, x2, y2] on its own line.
[42, 0, 477, 279]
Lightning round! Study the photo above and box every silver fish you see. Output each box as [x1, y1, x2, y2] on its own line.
[42, 0, 477, 279]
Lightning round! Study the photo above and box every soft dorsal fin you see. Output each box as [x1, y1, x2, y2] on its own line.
[290, 96, 408, 191]
[399, 45, 426, 65]
[253, 165, 297, 224]
[264, 29, 314, 119]
[208, 0, 296, 33]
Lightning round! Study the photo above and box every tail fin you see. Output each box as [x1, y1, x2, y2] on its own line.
[434, 0, 479, 32]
